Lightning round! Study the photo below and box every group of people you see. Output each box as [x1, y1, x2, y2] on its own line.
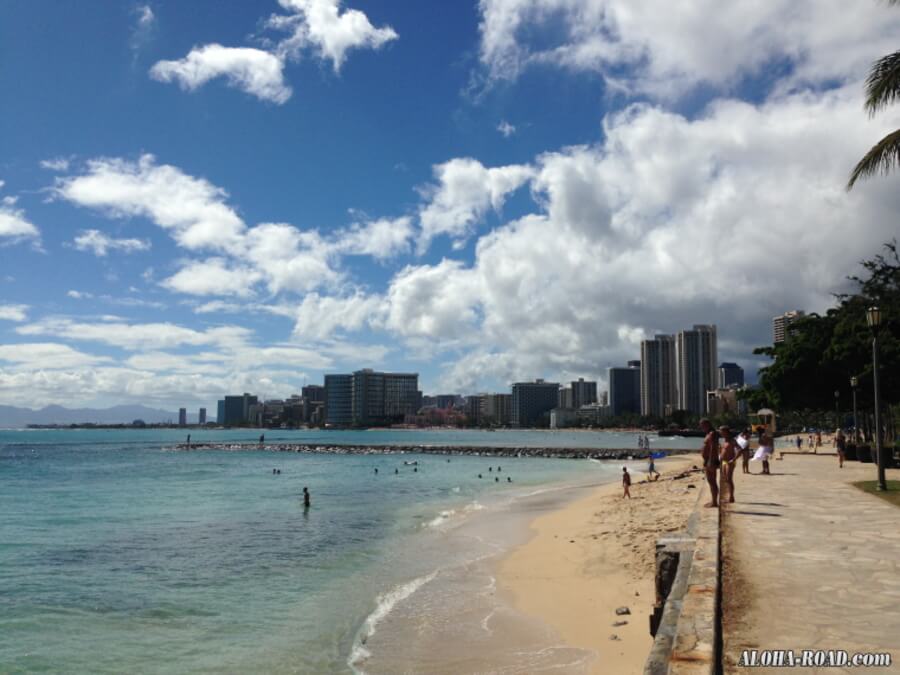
[701, 419, 774, 507]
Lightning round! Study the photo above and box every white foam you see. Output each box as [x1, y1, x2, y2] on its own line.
[348, 569, 439, 674]
[424, 509, 456, 529]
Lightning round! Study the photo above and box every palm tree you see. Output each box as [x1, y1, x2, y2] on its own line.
[848, 0, 900, 189]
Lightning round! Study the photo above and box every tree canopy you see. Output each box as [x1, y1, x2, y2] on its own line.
[748, 242, 900, 414]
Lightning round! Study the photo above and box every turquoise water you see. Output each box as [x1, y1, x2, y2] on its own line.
[0, 429, 676, 673]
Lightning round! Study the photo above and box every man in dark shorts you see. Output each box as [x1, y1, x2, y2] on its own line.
[622, 467, 632, 499]
[700, 419, 719, 507]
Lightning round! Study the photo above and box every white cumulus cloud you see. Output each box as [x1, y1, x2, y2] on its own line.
[0, 200, 41, 246]
[56, 154, 246, 253]
[476, 0, 900, 97]
[0, 304, 28, 322]
[73, 229, 151, 256]
[417, 158, 534, 253]
[150, 44, 292, 104]
[272, 0, 398, 72]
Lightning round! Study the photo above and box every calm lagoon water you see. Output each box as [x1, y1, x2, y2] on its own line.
[1, 429, 695, 673]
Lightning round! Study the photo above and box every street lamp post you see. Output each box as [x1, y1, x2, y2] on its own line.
[866, 306, 887, 492]
[850, 376, 859, 444]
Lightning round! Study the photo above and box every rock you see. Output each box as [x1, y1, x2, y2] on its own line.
[609, 634, 620, 641]
[615, 606, 630, 615]
[613, 620, 628, 627]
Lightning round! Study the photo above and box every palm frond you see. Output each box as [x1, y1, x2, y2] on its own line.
[847, 128, 900, 189]
[865, 51, 900, 115]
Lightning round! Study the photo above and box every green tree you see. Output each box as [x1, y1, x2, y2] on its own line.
[848, 0, 900, 188]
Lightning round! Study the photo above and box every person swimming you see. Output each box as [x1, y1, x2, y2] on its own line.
[507, 476, 512, 482]
[374, 467, 378, 474]
[395, 468, 399, 474]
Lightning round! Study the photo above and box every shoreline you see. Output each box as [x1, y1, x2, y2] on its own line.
[496, 454, 702, 674]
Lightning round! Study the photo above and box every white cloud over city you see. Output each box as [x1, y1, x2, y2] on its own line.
[3, 0, 899, 408]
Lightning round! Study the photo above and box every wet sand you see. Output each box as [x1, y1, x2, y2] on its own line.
[497, 455, 703, 674]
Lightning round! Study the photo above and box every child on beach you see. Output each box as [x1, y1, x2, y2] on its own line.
[622, 467, 632, 498]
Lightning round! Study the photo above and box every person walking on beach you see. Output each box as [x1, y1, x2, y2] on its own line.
[622, 467, 632, 498]
[700, 419, 720, 507]
[737, 430, 751, 474]
[835, 429, 846, 469]
[719, 426, 738, 503]
[647, 455, 660, 481]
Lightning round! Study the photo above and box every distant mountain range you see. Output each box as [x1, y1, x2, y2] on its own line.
[0, 404, 200, 427]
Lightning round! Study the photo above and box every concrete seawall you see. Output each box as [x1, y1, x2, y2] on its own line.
[645, 482, 722, 675]
[172, 442, 694, 461]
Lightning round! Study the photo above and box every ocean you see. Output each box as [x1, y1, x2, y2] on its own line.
[0, 429, 698, 673]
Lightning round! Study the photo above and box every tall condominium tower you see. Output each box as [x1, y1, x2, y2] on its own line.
[717, 362, 744, 388]
[772, 310, 805, 344]
[640, 335, 677, 417]
[511, 379, 561, 427]
[324, 370, 419, 427]
[676, 325, 718, 415]
[570, 378, 598, 408]
[608, 363, 641, 416]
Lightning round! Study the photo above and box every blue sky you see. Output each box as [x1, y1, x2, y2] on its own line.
[2, 0, 900, 410]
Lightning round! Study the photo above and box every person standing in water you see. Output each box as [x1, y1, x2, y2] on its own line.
[302, 487, 311, 508]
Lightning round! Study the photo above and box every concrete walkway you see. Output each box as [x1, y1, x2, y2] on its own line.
[722, 454, 900, 674]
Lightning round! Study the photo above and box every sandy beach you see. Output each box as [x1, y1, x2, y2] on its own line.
[497, 455, 703, 674]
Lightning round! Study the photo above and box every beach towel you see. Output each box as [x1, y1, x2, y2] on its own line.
[751, 446, 772, 462]
[650, 451, 666, 459]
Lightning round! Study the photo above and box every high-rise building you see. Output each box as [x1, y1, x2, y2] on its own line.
[570, 378, 598, 408]
[301, 385, 325, 404]
[717, 362, 745, 388]
[198, 408, 207, 425]
[676, 325, 718, 415]
[435, 394, 458, 409]
[381, 372, 419, 421]
[480, 393, 511, 425]
[641, 335, 677, 417]
[178, 408, 187, 426]
[324, 374, 353, 426]
[217, 400, 224, 425]
[773, 310, 805, 344]
[325, 370, 419, 427]
[465, 394, 485, 423]
[511, 379, 560, 427]
[608, 364, 641, 416]
[222, 393, 258, 426]
[559, 387, 574, 409]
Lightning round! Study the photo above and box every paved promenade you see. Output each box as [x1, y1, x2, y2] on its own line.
[722, 453, 900, 674]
